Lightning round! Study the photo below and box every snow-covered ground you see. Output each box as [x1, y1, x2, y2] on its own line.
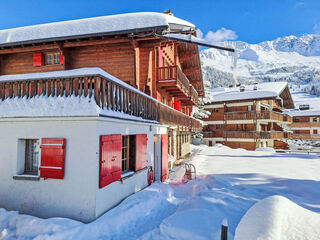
[1, 145, 320, 240]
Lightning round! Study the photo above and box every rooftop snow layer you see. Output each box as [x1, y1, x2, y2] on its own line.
[205, 82, 288, 103]
[0, 12, 195, 47]
[286, 109, 320, 117]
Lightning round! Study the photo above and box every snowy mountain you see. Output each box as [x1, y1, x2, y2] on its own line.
[200, 34, 320, 94]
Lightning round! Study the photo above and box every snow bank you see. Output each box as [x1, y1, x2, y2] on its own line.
[235, 195, 320, 240]
[0, 208, 81, 240]
[255, 147, 276, 152]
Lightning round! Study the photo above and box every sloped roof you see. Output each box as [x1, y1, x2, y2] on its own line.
[286, 110, 320, 117]
[0, 12, 195, 47]
[205, 82, 289, 104]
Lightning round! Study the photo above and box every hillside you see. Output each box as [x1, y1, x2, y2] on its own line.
[200, 34, 320, 97]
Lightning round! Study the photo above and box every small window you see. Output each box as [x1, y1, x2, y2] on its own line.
[45, 53, 60, 65]
[45, 54, 53, 65]
[121, 135, 136, 172]
[212, 108, 219, 113]
[54, 53, 60, 64]
[248, 105, 252, 111]
[313, 117, 317, 123]
[244, 124, 248, 130]
[313, 129, 318, 134]
[24, 139, 40, 175]
[226, 107, 232, 112]
[216, 124, 223, 129]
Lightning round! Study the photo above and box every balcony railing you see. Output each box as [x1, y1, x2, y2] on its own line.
[202, 131, 286, 139]
[156, 65, 191, 98]
[291, 134, 320, 140]
[290, 122, 320, 128]
[0, 71, 202, 132]
[189, 85, 198, 105]
[224, 111, 289, 122]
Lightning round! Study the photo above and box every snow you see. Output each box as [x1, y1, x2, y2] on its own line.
[235, 195, 320, 240]
[0, 12, 195, 47]
[204, 82, 288, 104]
[287, 109, 320, 117]
[1, 144, 320, 239]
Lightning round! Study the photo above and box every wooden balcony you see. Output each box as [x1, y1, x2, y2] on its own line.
[157, 65, 198, 102]
[203, 131, 285, 139]
[224, 111, 287, 122]
[290, 122, 320, 128]
[0, 70, 202, 132]
[291, 134, 320, 140]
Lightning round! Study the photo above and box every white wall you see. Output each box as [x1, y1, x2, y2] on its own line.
[0, 116, 167, 223]
[95, 118, 167, 218]
[0, 117, 99, 222]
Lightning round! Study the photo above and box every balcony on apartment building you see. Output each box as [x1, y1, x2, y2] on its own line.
[0, 68, 202, 132]
[291, 134, 320, 140]
[156, 65, 198, 105]
[224, 111, 292, 122]
[203, 131, 286, 139]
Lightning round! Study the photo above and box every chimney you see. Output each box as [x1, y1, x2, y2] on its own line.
[163, 10, 173, 16]
[240, 86, 245, 92]
[299, 104, 310, 110]
[253, 85, 257, 91]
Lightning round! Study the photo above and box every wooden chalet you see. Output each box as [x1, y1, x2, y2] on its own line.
[202, 82, 294, 150]
[0, 12, 216, 222]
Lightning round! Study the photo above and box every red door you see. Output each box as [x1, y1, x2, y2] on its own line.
[161, 134, 168, 182]
[99, 135, 122, 188]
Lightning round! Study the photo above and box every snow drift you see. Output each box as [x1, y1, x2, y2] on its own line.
[235, 195, 320, 240]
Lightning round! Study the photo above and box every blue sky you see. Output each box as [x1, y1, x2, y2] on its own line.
[0, 0, 319, 43]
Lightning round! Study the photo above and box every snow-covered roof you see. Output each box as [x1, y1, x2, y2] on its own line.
[286, 109, 320, 117]
[205, 82, 288, 103]
[0, 12, 195, 47]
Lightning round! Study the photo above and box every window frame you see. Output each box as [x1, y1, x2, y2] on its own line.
[45, 52, 60, 65]
[24, 139, 40, 175]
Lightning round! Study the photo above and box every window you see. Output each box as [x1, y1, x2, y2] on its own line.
[248, 105, 252, 111]
[121, 135, 136, 172]
[313, 129, 318, 134]
[226, 107, 232, 112]
[24, 139, 40, 175]
[216, 124, 223, 129]
[313, 117, 318, 123]
[45, 53, 60, 65]
[244, 124, 248, 130]
[212, 108, 219, 113]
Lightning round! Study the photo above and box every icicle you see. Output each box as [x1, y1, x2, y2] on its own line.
[231, 50, 239, 86]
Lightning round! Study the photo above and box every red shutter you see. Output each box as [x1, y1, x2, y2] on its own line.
[174, 101, 181, 111]
[135, 134, 147, 171]
[33, 53, 43, 66]
[60, 53, 64, 65]
[99, 135, 122, 188]
[39, 138, 66, 179]
[161, 134, 168, 182]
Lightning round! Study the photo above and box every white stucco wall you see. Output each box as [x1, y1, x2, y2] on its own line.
[0, 117, 99, 222]
[0, 116, 167, 223]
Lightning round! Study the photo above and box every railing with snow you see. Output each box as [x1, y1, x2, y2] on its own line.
[0, 74, 202, 131]
[224, 111, 291, 122]
[203, 131, 286, 139]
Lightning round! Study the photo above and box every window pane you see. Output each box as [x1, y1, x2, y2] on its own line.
[25, 139, 40, 174]
[54, 53, 60, 64]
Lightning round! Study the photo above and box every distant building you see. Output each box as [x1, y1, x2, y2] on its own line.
[288, 110, 320, 140]
[202, 82, 294, 150]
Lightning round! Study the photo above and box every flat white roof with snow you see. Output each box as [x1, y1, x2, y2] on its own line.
[286, 109, 320, 117]
[205, 82, 288, 103]
[0, 12, 195, 47]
